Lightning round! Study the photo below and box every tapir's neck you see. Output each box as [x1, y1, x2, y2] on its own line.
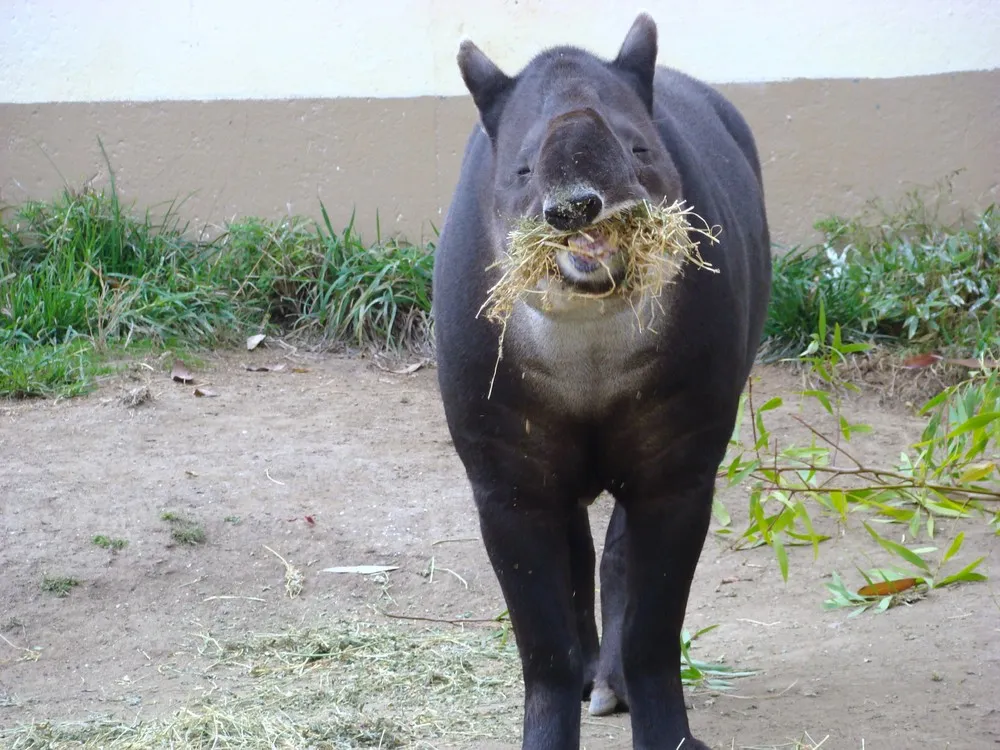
[506, 294, 667, 418]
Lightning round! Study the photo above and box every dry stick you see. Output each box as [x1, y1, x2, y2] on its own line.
[790, 414, 865, 470]
[380, 611, 504, 627]
[748, 469, 1000, 501]
[430, 537, 478, 546]
[0, 633, 37, 661]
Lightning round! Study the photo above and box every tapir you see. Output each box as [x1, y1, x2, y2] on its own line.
[432, 13, 772, 750]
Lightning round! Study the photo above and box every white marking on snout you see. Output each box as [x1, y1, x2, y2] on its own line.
[593, 198, 642, 224]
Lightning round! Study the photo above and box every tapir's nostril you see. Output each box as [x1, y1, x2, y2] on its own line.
[543, 191, 604, 231]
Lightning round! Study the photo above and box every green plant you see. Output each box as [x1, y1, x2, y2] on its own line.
[160, 511, 206, 545]
[0, 340, 103, 398]
[1, 152, 439, 400]
[41, 575, 81, 597]
[679, 624, 756, 690]
[717, 363, 997, 609]
[297, 205, 434, 350]
[763, 188, 1000, 360]
[92, 534, 128, 551]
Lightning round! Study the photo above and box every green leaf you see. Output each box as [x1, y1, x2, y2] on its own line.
[774, 539, 789, 582]
[936, 557, 987, 587]
[957, 462, 996, 484]
[712, 497, 731, 528]
[757, 397, 784, 413]
[945, 411, 1000, 438]
[864, 523, 931, 572]
[941, 532, 964, 564]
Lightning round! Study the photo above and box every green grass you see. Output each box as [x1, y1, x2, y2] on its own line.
[92, 534, 128, 551]
[1, 151, 435, 399]
[763, 189, 1000, 360]
[40, 575, 81, 597]
[0, 339, 104, 398]
[160, 511, 206, 545]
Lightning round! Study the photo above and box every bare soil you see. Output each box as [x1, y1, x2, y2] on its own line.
[1, 348, 997, 749]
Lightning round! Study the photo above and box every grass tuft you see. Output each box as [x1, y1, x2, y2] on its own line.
[92, 535, 128, 551]
[160, 512, 206, 545]
[40, 575, 80, 597]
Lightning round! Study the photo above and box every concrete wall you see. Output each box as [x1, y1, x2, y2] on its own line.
[2, 0, 999, 246]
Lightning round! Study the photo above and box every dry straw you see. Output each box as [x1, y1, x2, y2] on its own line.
[477, 198, 722, 395]
[0, 621, 522, 749]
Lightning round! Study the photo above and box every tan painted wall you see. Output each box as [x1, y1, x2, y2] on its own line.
[3, 70, 998, 247]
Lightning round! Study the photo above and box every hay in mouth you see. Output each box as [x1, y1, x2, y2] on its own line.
[479, 198, 720, 327]
[476, 198, 721, 397]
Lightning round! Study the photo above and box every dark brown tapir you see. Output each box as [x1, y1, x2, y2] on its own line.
[432, 13, 772, 750]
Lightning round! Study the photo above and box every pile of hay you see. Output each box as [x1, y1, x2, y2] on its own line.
[0, 617, 751, 749]
[0, 621, 523, 750]
[479, 198, 721, 332]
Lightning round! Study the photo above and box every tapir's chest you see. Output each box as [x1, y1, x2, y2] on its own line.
[506, 297, 665, 418]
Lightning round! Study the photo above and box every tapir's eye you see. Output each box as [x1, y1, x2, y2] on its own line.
[516, 166, 531, 177]
[631, 145, 649, 155]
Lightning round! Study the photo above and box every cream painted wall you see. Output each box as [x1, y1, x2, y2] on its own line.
[2, 0, 999, 104]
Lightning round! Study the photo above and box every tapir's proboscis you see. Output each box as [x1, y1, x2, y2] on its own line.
[432, 13, 772, 750]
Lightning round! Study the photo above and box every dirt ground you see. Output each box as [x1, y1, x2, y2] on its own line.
[1, 347, 997, 749]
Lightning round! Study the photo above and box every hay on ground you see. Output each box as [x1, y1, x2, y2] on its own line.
[0, 614, 751, 749]
[0, 621, 522, 750]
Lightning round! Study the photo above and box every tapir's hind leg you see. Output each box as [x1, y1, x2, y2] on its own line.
[474, 482, 584, 750]
[590, 501, 629, 716]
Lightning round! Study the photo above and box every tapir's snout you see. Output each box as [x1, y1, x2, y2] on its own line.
[536, 107, 636, 231]
[543, 189, 604, 231]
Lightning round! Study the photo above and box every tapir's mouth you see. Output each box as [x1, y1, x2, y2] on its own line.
[554, 228, 626, 292]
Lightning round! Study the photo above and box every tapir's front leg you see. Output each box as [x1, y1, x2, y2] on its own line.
[567, 502, 601, 701]
[620, 474, 715, 750]
[474, 483, 584, 750]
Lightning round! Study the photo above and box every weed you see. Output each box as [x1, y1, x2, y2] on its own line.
[92, 534, 128, 551]
[171, 524, 206, 545]
[160, 511, 206, 545]
[40, 575, 80, 597]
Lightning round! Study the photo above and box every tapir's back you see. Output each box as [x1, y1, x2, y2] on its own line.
[648, 65, 772, 379]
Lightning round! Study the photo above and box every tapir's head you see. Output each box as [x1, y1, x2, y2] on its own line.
[457, 13, 682, 294]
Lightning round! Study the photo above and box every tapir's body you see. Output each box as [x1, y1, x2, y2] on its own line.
[432, 15, 772, 750]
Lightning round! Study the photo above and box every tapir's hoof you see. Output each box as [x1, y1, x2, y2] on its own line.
[587, 680, 620, 716]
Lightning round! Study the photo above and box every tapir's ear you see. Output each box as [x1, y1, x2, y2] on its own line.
[613, 13, 658, 111]
[457, 40, 513, 139]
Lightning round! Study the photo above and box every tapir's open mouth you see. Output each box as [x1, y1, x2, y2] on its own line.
[555, 228, 626, 291]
